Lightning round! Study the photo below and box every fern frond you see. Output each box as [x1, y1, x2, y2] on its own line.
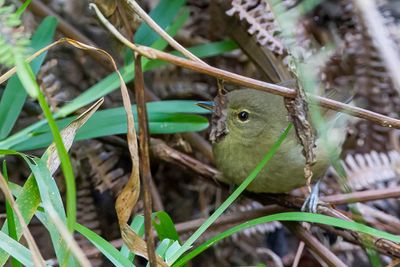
[0, 0, 30, 67]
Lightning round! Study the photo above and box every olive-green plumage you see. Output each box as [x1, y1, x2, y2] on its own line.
[212, 89, 348, 193]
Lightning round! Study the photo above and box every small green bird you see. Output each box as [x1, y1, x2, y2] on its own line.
[200, 89, 348, 197]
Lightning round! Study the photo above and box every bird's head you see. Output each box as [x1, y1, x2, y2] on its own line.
[198, 89, 287, 144]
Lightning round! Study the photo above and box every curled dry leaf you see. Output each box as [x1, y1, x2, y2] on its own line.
[121, 225, 168, 267]
[46, 98, 104, 174]
[284, 89, 316, 187]
[112, 54, 140, 227]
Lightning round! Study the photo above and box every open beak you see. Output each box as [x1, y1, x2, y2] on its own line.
[196, 101, 215, 111]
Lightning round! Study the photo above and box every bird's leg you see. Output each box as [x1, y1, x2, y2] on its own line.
[301, 180, 321, 213]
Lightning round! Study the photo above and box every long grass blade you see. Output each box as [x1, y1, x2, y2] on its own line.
[173, 212, 400, 266]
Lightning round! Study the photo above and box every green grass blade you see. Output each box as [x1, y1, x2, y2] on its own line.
[151, 8, 189, 51]
[9, 99, 211, 151]
[15, 53, 76, 233]
[22, 156, 70, 264]
[0, 151, 73, 265]
[15, 0, 32, 17]
[0, 231, 33, 267]
[167, 123, 293, 264]
[134, 0, 186, 46]
[2, 161, 23, 267]
[0, 175, 39, 265]
[0, 16, 57, 140]
[75, 223, 135, 267]
[173, 212, 400, 266]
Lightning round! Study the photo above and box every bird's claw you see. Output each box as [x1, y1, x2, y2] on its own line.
[301, 180, 321, 213]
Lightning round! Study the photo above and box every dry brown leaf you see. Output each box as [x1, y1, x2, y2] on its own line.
[46, 98, 104, 174]
[112, 48, 140, 228]
[121, 224, 168, 267]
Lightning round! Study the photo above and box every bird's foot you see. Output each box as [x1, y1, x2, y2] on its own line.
[301, 180, 321, 213]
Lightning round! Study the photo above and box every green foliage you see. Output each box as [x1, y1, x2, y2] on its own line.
[0, 0, 30, 67]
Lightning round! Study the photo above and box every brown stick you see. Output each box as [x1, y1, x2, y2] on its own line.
[322, 187, 400, 205]
[90, 3, 400, 129]
[134, 54, 157, 266]
[284, 222, 347, 267]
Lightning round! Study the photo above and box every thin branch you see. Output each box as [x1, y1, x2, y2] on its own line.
[322, 187, 400, 205]
[124, 0, 205, 64]
[90, 3, 400, 129]
[284, 222, 347, 267]
[135, 53, 157, 266]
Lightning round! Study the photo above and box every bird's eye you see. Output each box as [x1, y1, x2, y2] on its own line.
[237, 111, 249, 122]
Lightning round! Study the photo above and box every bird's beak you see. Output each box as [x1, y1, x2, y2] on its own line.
[196, 101, 215, 111]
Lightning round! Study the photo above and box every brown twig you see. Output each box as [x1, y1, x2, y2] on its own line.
[322, 187, 400, 205]
[134, 54, 157, 265]
[90, 3, 400, 129]
[285, 222, 347, 267]
[292, 240, 305, 267]
[124, 0, 205, 64]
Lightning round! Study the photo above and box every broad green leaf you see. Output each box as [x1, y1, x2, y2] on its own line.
[152, 211, 180, 242]
[75, 223, 135, 267]
[12, 111, 208, 151]
[10, 100, 211, 151]
[0, 16, 57, 140]
[23, 156, 70, 265]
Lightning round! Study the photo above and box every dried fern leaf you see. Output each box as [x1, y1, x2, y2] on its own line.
[336, 150, 400, 190]
[226, 0, 285, 55]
